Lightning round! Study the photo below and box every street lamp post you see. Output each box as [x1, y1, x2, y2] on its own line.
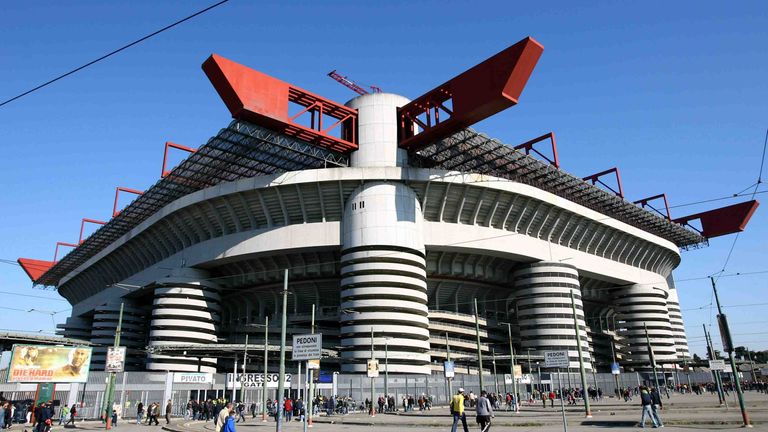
[104, 302, 124, 430]
[492, 349, 499, 395]
[445, 332, 453, 399]
[370, 327, 376, 417]
[570, 290, 591, 418]
[262, 317, 269, 421]
[473, 298, 484, 391]
[499, 322, 519, 412]
[384, 338, 390, 406]
[276, 269, 289, 432]
[306, 304, 315, 429]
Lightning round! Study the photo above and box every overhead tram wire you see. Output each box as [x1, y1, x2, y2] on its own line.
[0, 0, 230, 108]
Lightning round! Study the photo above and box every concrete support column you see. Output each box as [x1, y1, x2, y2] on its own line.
[340, 182, 431, 374]
[666, 287, 689, 360]
[90, 301, 147, 370]
[615, 284, 677, 365]
[146, 269, 221, 373]
[513, 262, 592, 370]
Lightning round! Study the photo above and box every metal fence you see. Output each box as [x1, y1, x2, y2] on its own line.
[0, 369, 731, 420]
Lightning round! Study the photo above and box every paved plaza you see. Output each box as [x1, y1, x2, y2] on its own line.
[32, 391, 768, 432]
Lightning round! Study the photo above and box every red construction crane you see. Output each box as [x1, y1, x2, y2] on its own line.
[328, 70, 382, 95]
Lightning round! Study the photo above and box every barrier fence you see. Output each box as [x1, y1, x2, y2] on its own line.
[0, 369, 736, 420]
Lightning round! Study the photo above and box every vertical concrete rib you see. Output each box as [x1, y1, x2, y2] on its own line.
[513, 262, 592, 370]
[666, 286, 690, 360]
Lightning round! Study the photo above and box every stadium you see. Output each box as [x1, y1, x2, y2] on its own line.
[18, 36, 758, 377]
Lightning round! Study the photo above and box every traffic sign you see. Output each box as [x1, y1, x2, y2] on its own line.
[444, 361, 455, 378]
[292, 333, 322, 361]
[709, 360, 725, 370]
[367, 359, 379, 377]
[611, 362, 621, 375]
[544, 350, 569, 368]
[504, 374, 513, 384]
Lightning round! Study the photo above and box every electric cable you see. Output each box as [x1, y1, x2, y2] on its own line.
[0, 0, 229, 108]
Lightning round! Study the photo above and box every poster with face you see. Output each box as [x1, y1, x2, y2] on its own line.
[8, 345, 92, 383]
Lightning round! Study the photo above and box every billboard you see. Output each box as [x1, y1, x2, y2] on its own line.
[8, 345, 92, 383]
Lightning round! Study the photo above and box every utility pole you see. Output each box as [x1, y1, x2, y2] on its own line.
[445, 332, 453, 398]
[370, 327, 376, 417]
[241, 334, 249, 404]
[306, 303, 315, 429]
[104, 302, 124, 430]
[262, 316, 269, 422]
[644, 324, 661, 390]
[570, 290, 591, 418]
[232, 357, 238, 404]
[276, 269, 289, 432]
[384, 338, 389, 404]
[492, 350, 499, 395]
[473, 298, 484, 391]
[502, 322, 519, 411]
[610, 338, 621, 395]
[746, 347, 758, 384]
[704, 324, 726, 406]
[711, 277, 751, 427]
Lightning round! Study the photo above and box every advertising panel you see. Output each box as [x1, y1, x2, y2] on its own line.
[105, 347, 126, 373]
[8, 345, 92, 383]
[444, 361, 455, 378]
[174, 373, 213, 384]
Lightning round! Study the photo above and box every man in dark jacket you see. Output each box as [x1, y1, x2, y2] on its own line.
[638, 387, 658, 428]
[650, 388, 664, 427]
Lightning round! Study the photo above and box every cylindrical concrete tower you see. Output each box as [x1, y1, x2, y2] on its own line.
[340, 93, 430, 374]
[340, 182, 431, 374]
[345, 93, 410, 168]
[666, 287, 689, 360]
[146, 271, 221, 373]
[90, 301, 147, 370]
[615, 285, 677, 365]
[58, 316, 92, 341]
[513, 262, 592, 370]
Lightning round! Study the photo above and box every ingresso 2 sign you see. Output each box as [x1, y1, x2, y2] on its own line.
[226, 373, 292, 389]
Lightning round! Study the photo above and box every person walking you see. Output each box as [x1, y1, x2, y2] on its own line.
[450, 388, 469, 432]
[136, 402, 144, 425]
[64, 404, 77, 427]
[165, 400, 172, 425]
[650, 387, 665, 428]
[475, 390, 494, 432]
[221, 409, 236, 432]
[149, 403, 160, 426]
[215, 403, 232, 432]
[639, 387, 659, 428]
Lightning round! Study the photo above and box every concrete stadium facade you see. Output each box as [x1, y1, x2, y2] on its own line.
[51, 92, 693, 376]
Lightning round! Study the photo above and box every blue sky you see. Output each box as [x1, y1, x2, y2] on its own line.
[1, 1, 766, 359]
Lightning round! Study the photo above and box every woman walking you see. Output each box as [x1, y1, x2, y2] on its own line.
[475, 390, 494, 432]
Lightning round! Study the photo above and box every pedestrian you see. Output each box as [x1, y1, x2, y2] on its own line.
[58, 405, 69, 426]
[136, 402, 144, 425]
[165, 399, 172, 424]
[475, 390, 494, 432]
[65, 404, 77, 427]
[284, 398, 293, 422]
[450, 388, 469, 432]
[541, 392, 548, 408]
[650, 387, 665, 428]
[150, 402, 160, 426]
[221, 410, 236, 432]
[548, 390, 555, 408]
[215, 403, 232, 432]
[638, 387, 659, 428]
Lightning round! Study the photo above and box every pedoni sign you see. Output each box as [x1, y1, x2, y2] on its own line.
[174, 373, 213, 384]
[292, 334, 322, 361]
[544, 351, 570, 369]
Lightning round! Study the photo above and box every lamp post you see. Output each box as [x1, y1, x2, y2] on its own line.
[445, 332, 453, 399]
[569, 290, 591, 418]
[384, 338, 390, 406]
[104, 302, 124, 430]
[499, 322, 519, 412]
[306, 304, 315, 429]
[276, 269, 289, 432]
[370, 327, 376, 417]
[492, 349, 499, 395]
[263, 317, 269, 421]
[473, 298, 484, 391]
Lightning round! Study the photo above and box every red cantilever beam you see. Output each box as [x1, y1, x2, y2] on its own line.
[202, 54, 358, 153]
[674, 200, 759, 238]
[17, 258, 55, 283]
[583, 167, 624, 198]
[162, 141, 197, 178]
[634, 193, 671, 220]
[79, 218, 106, 244]
[398, 37, 544, 151]
[53, 242, 78, 262]
[113, 187, 144, 217]
[514, 132, 559, 168]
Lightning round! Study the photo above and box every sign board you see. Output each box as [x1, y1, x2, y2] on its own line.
[723, 364, 733, 374]
[544, 351, 570, 369]
[514, 364, 523, 378]
[174, 373, 213, 384]
[611, 362, 621, 375]
[307, 359, 320, 370]
[504, 374, 513, 385]
[226, 373, 291, 389]
[760, 368, 768, 376]
[8, 345, 92, 383]
[444, 361, 455, 378]
[105, 347, 126, 373]
[518, 374, 532, 384]
[367, 359, 379, 378]
[709, 360, 725, 371]
[292, 333, 323, 361]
